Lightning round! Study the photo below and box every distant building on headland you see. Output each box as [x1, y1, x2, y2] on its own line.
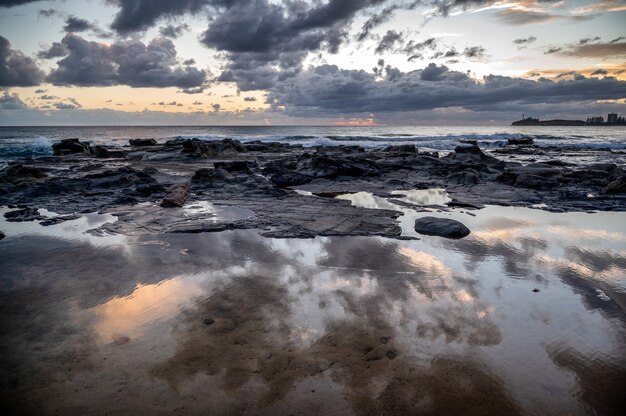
[512, 113, 625, 126]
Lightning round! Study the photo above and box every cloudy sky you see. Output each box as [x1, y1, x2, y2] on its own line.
[1, 0, 625, 125]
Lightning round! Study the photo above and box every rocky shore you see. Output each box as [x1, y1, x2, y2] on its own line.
[1, 137, 625, 239]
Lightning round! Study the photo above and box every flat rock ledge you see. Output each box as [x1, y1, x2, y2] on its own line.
[414, 217, 471, 239]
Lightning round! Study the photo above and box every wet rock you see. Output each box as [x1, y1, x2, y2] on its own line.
[414, 216, 471, 239]
[508, 137, 534, 146]
[161, 183, 190, 207]
[132, 183, 166, 197]
[1, 164, 47, 184]
[39, 214, 81, 226]
[85, 167, 157, 190]
[191, 168, 215, 183]
[271, 171, 311, 187]
[447, 145, 506, 174]
[4, 208, 45, 222]
[604, 176, 626, 194]
[129, 138, 158, 146]
[52, 139, 92, 156]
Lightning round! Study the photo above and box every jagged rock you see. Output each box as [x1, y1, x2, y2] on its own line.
[181, 138, 246, 158]
[161, 184, 190, 207]
[604, 176, 626, 194]
[271, 171, 311, 187]
[295, 154, 380, 178]
[414, 216, 470, 238]
[52, 139, 92, 156]
[508, 137, 534, 145]
[447, 145, 506, 174]
[4, 208, 45, 222]
[129, 139, 158, 146]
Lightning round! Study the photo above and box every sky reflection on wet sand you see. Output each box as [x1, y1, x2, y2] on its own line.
[0, 202, 625, 415]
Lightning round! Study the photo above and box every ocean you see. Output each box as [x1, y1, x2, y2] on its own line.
[1, 125, 625, 169]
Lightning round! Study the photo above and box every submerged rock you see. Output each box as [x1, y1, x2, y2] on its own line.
[414, 216, 471, 239]
[161, 184, 190, 207]
[52, 139, 92, 156]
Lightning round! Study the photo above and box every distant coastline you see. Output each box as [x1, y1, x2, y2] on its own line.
[512, 113, 625, 126]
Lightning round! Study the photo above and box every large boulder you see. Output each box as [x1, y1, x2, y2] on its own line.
[447, 145, 505, 174]
[295, 154, 380, 178]
[52, 139, 92, 156]
[414, 216, 470, 239]
[161, 184, 190, 207]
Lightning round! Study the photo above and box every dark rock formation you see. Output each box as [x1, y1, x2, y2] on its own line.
[271, 171, 311, 187]
[52, 139, 92, 156]
[181, 138, 246, 158]
[508, 137, 534, 146]
[4, 208, 45, 222]
[384, 144, 417, 153]
[161, 184, 190, 207]
[414, 216, 471, 239]
[129, 139, 158, 146]
[604, 176, 626, 194]
[1, 164, 47, 185]
[0, 231, 4, 240]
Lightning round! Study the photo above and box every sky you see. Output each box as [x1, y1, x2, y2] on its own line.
[0, 0, 625, 126]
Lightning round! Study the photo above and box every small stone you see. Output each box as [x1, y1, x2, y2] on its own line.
[204, 318, 214, 325]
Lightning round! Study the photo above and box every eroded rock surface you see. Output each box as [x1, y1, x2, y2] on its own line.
[1, 137, 624, 238]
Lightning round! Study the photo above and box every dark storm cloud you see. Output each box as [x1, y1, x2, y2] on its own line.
[0, 0, 43, 6]
[45, 34, 207, 88]
[107, 0, 210, 33]
[267, 63, 626, 116]
[159, 24, 190, 39]
[0, 36, 44, 87]
[0, 90, 27, 109]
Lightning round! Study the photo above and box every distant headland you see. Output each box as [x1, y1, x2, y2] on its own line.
[512, 113, 625, 126]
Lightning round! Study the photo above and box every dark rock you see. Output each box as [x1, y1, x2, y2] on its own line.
[384, 144, 417, 153]
[191, 168, 215, 183]
[214, 160, 256, 173]
[508, 137, 534, 146]
[271, 171, 311, 187]
[129, 138, 158, 146]
[1, 164, 47, 184]
[40, 214, 81, 226]
[447, 145, 506, 174]
[92, 146, 126, 158]
[604, 176, 626, 194]
[0, 231, 4, 240]
[52, 139, 92, 156]
[447, 169, 480, 185]
[161, 184, 190, 207]
[296, 154, 380, 178]
[4, 208, 45, 222]
[414, 216, 471, 239]
[85, 167, 157, 189]
[181, 138, 245, 158]
[459, 139, 478, 146]
[203, 318, 214, 325]
[133, 183, 166, 197]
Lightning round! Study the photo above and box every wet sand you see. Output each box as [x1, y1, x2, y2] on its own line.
[1, 199, 625, 415]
